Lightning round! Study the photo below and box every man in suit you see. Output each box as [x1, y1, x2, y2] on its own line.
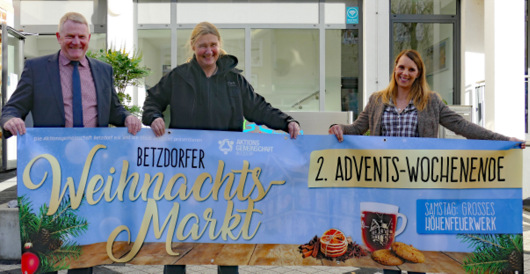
[0, 12, 141, 274]
[0, 11, 141, 137]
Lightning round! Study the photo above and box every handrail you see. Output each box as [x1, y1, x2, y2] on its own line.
[291, 90, 320, 109]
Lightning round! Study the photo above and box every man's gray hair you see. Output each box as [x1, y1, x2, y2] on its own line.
[58, 12, 89, 33]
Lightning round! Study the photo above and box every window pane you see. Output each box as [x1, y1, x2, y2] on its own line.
[251, 29, 319, 111]
[138, 0, 171, 25]
[391, 0, 457, 15]
[176, 1, 318, 25]
[326, 29, 362, 117]
[24, 33, 106, 59]
[20, 1, 95, 25]
[393, 23, 453, 103]
[138, 30, 171, 89]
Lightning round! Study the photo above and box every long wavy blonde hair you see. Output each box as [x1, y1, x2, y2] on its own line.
[378, 49, 432, 111]
[187, 22, 227, 62]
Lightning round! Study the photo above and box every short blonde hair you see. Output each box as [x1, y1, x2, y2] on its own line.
[58, 12, 89, 33]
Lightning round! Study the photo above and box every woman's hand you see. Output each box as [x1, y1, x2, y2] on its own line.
[328, 124, 344, 142]
[509, 137, 526, 149]
[288, 121, 300, 139]
[150, 117, 166, 137]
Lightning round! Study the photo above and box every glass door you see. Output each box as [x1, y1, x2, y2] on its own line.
[326, 0, 363, 117]
[1, 25, 26, 171]
[390, 0, 460, 104]
[392, 22, 454, 103]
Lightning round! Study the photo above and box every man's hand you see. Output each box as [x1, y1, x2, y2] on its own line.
[150, 117, 166, 137]
[124, 115, 142, 135]
[3, 117, 26, 136]
[288, 121, 300, 139]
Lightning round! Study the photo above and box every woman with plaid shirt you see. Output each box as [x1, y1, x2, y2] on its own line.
[329, 49, 525, 148]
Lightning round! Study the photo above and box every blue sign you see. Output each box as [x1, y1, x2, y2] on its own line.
[416, 199, 522, 234]
[347, 7, 359, 24]
[16, 128, 523, 272]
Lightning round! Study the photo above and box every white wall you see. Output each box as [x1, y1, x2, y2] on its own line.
[461, 0, 485, 90]
[463, 0, 528, 198]
[107, 0, 133, 52]
[482, 0, 528, 199]
[363, 0, 390, 106]
[484, 0, 526, 139]
[106, 0, 138, 106]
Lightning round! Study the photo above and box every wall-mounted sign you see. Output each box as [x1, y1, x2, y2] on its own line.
[347, 7, 359, 24]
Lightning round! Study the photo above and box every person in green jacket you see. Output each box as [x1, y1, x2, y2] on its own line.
[142, 21, 301, 274]
[142, 21, 300, 140]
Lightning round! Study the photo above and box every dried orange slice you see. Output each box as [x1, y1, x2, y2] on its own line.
[320, 228, 348, 257]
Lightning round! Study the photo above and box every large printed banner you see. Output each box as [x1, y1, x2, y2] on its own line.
[17, 128, 523, 273]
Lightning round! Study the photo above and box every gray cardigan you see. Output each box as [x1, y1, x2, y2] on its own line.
[342, 91, 510, 140]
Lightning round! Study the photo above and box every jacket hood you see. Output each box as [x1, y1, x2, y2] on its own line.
[216, 54, 239, 74]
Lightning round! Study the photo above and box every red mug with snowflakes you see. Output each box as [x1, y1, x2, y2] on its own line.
[360, 202, 407, 252]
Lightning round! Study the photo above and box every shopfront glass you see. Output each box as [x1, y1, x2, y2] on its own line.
[327, 28, 361, 118]
[138, 0, 362, 114]
[140, 27, 321, 112]
[138, 30, 171, 89]
[393, 23, 454, 103]
[250, 29, 319, 111]
[390, 0, 458, 104]
[23, 33, 107, 59]
[391, 0, 457, 15]
[1, 26, 26, 170]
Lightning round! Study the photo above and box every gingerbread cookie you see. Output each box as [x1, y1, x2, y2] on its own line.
[371, 249, 403, 266]
[391, 242, 425, 263]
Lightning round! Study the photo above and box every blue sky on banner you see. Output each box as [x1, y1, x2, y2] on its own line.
[17, 128, 522, 253]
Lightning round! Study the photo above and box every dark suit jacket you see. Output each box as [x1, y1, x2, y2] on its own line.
[0, 51, 129, 137]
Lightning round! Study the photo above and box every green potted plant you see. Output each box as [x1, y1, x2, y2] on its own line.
[87, 48, 151, 117]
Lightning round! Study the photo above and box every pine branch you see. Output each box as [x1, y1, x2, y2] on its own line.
[18, 196, 40, 244]
[52, 223, 88, 239]
[35, 196, 88, 239]
[35, 241, 82, 273]
[35, 252, 55, 273]
[49, 212, 88, 238]
[48, 196, 73, 224]
[462, 247, 508, 271]
[458, 234, 505, 250]
[459, 234, 522, 273]
[509, 235, 522, 253]
[36, 203, 52, 232]
[19, 195, 89, 272]
[462, 259, 508, 274]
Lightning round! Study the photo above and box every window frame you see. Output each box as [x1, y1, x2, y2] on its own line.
[135, 0, 363, 112]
